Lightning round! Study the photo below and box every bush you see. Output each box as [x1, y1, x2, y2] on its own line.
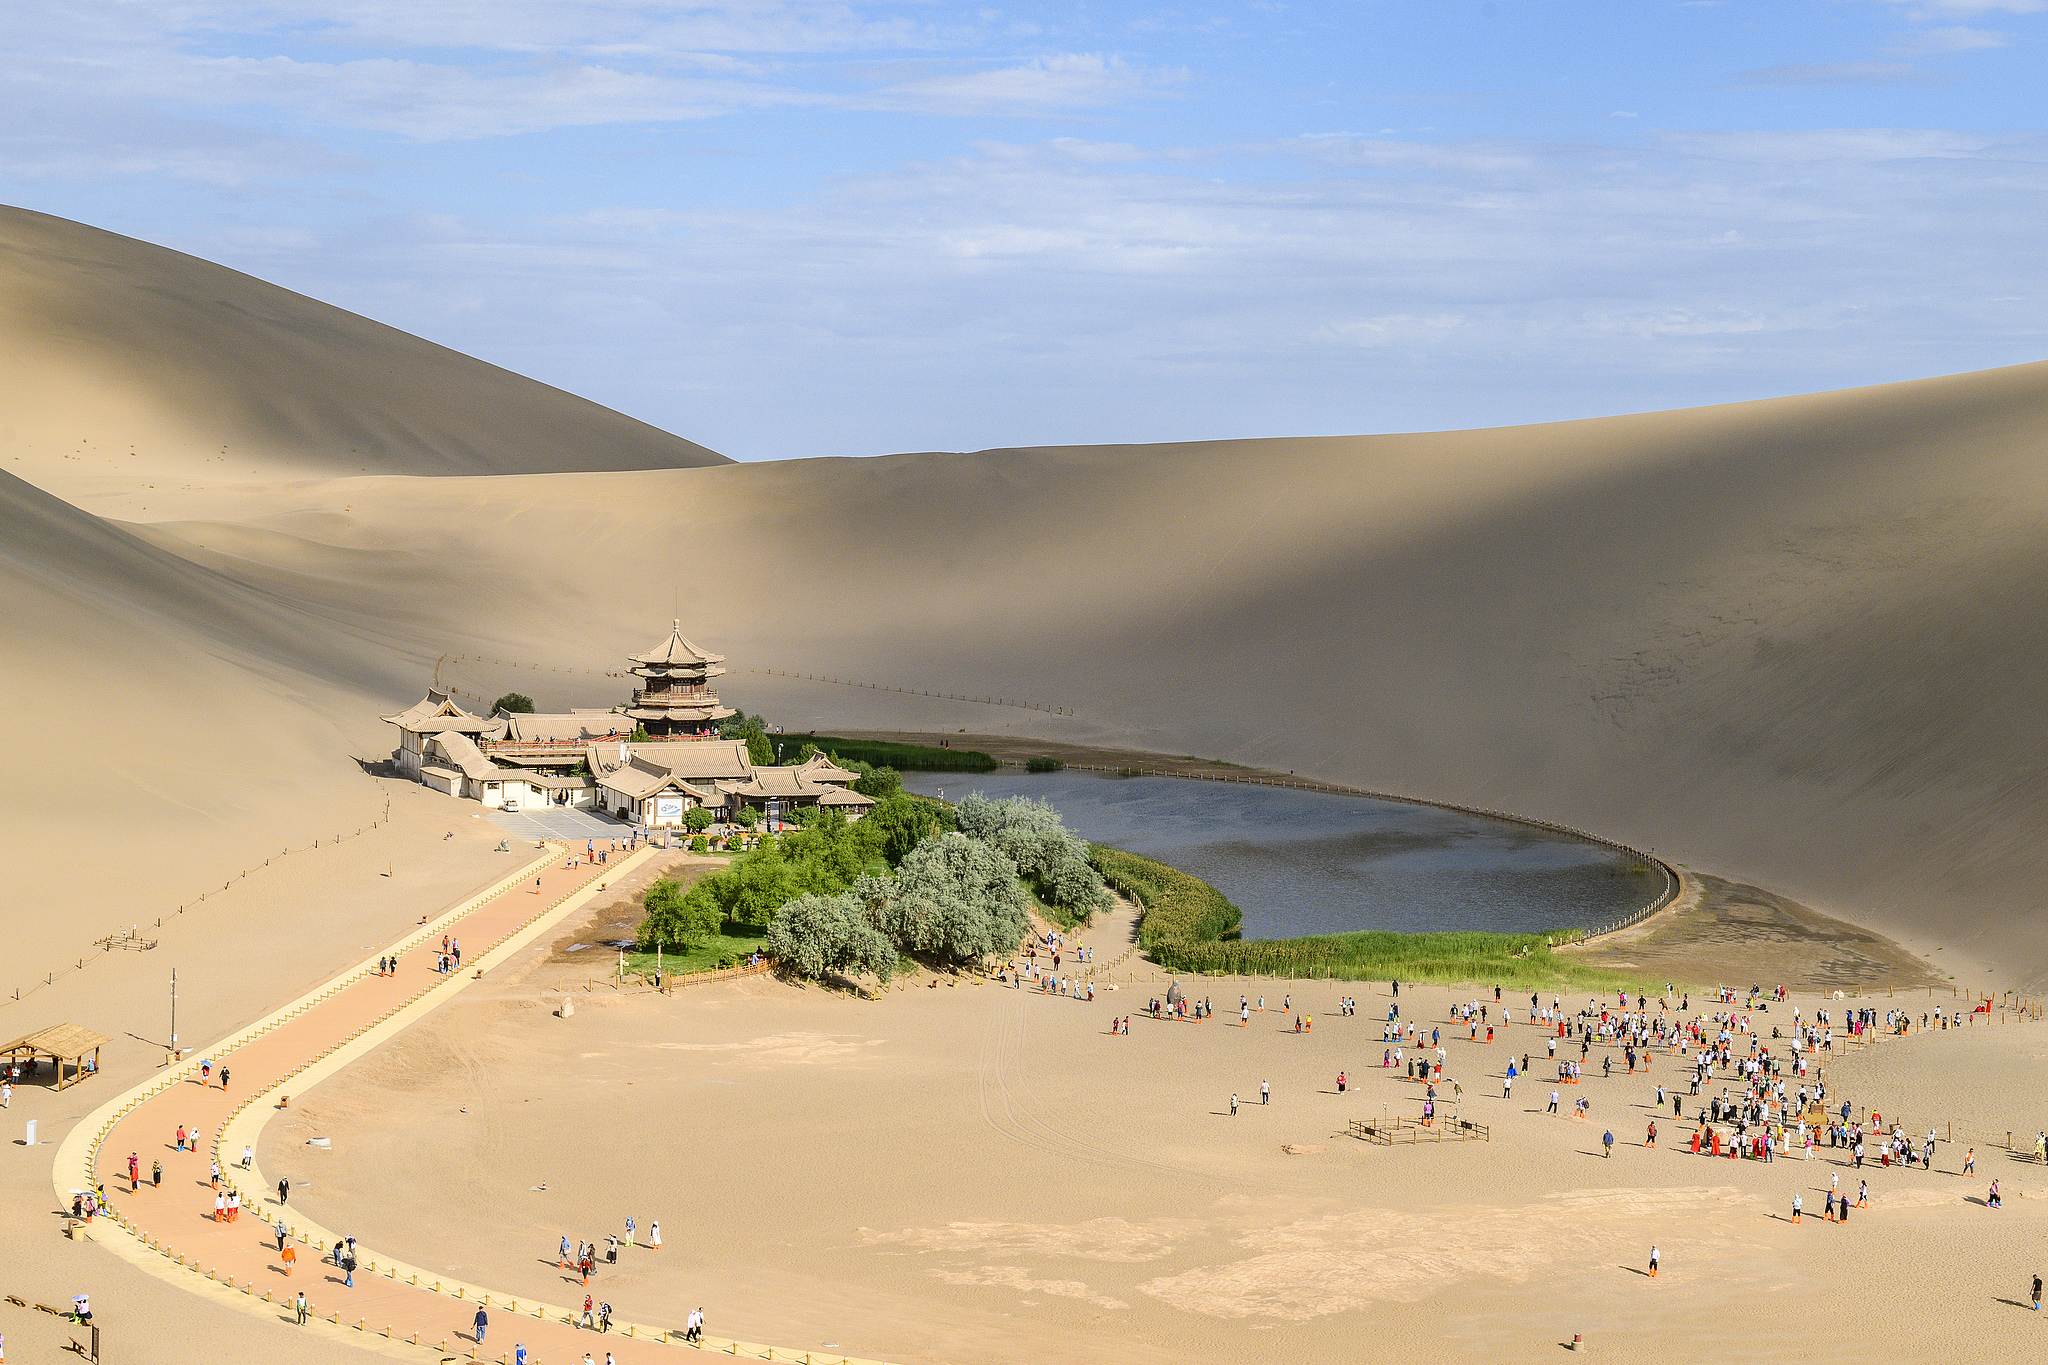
[690, 834, 709, 853]
[493, 692, 535, 714]
[684, 807, 714, 832]
[767, 892, 898, 983]
[637, 877, 723, 951]
[773, 735, 997, 773]
[958, 793, 1109, 924]
[845, 759, 903, 800]
[876, 833, 1029, 965]
[735, 805, 759, 829]
[1026, 756, 1063, 773]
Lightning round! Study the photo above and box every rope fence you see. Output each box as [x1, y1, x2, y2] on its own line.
[4, 795, 394, 1011]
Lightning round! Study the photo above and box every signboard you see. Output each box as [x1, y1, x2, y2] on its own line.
[654, 796, 685, 826]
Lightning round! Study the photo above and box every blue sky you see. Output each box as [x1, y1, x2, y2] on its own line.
[4, 1, 2044, 460]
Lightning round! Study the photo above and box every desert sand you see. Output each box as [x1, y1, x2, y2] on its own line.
[271, 888, 2048, 1364]
[6, 204, 2048, 1361]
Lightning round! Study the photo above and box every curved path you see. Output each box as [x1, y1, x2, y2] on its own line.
[57, 841, 898, 1365]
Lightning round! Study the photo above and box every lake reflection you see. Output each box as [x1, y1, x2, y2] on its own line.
[903, 770, 1657, 939]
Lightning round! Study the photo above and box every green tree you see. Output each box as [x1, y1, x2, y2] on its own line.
[684, 806, 714, 832]
[493, 692, 536, 714]
[861, 794, 955, 866]
[637, 877, 722, 950]
[846, 759, 903, 800]
[767, 892, 897, 983]
[734, 804, 760, 830]
[878, 832, 1029, 964]
[745, 728, 774, 767]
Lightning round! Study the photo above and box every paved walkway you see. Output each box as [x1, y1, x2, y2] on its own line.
[59, 843, 892, 1365]
[488, 807, 637, 841]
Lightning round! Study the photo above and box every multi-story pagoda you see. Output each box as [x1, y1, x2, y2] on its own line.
[624, 620, 735, 738]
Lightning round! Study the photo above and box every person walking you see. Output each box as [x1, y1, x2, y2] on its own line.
[1603, 1130, 1614, 1158]
[2033, 1274, 2042, 1311]
[342, 1250, 355, 1288]
[282, 1242, 298, 1277]
[650, 1221, 661, 1251]
[1548, 1089, 1559, 1115]
[1230, 1093, 1239, 1117]
[278, 1176, 290, 1206]
[1792, 1193, 1802, 1223]
[276, 1220, 288, 1252]
[580, 1295, 595, 1329]
[176, 1125, 187, 1153]
[474, 1307, 488, 1344]
[607, 1234, 618, 1265]
[1648, 1245, 1659, 1278]
[1966, 1147, 1976, 1176]
[625, 1215, 635, 1245]
[294, 1291, 308, 1324]
[152, 1159, 161, 1189]
[1260, 1080, 1270, 1105]
[219, 1066, 230, 1092]
[561, 1234, 572, 1269]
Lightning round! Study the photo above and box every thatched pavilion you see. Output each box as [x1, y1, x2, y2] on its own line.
[1, 1023, 110, 1090]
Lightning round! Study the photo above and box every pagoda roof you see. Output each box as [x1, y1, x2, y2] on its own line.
[383, 690, 503, 735]
[588, 739, 754, 783]
[628, 621, 726, 667]
[502, 712, 633, 743]
[725, 767, 873, 805]
[625, 704, 736, 723]
[595, 754, 719, 801]
[796, 754, 860, 782]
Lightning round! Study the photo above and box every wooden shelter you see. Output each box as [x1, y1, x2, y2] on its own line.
[1, 1023, 110, 1090]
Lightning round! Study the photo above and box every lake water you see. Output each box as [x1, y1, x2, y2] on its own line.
[902, 770, 1660, 940]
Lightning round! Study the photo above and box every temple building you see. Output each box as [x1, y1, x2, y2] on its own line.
[381, 624, 874, 828]
[623, 621, 734, 738]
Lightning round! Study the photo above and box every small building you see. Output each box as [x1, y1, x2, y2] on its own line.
[719, 754, 876, 824]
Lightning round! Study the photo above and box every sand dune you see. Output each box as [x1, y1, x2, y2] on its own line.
[0, 204, 727, 497]
[6, 206, 2048, 989]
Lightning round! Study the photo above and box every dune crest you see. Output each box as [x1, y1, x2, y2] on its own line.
[0, 205, 727, 494]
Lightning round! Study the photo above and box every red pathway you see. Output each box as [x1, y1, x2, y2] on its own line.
[81, 844, 783, 1365]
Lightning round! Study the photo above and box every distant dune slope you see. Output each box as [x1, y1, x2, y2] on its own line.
[0, 205, 727, 493]
[130, 361, 2048, 979]
[8, 207, 2048, 982]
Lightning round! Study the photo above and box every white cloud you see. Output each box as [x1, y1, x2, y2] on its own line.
[861, 54, 1185, 116]
[1890, 23, 2011, 49]
[1732, 61, 1936, 87]
[1872, 0, 2043, 16]
[219, 127, 2047, 459]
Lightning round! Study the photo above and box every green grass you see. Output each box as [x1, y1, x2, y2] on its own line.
[771, 734, 998, 772]
[619, 923, 766, 978]
[1093, 844, 1667, 993]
